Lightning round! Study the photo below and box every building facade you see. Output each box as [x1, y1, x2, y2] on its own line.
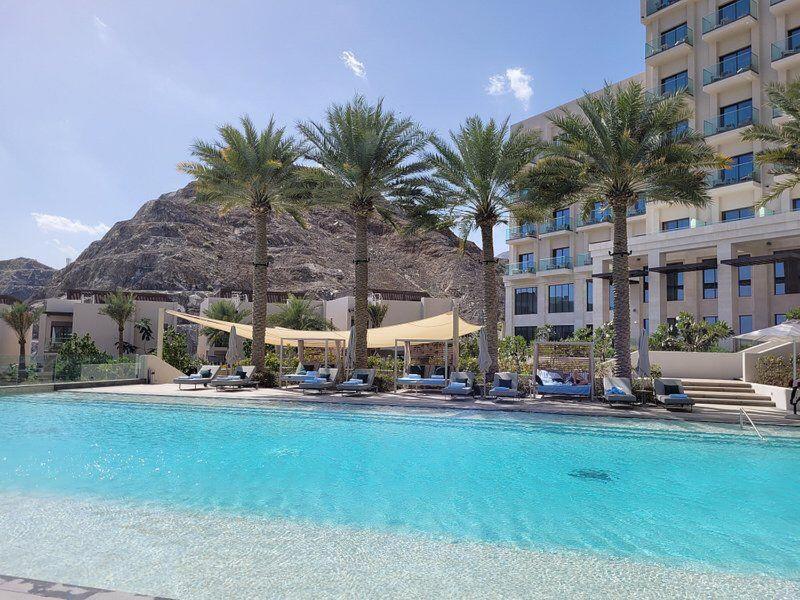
[504, 0, 800, 341]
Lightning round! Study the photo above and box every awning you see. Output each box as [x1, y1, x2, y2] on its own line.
[721, 251, 800, 267]
[649, 260, 717, 274]
[592, 267, 648, 281]
[166, 310, 482, 349]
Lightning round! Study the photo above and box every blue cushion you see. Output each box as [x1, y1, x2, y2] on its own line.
[669, 393, 690, 400]
[606, 387, 626, 396]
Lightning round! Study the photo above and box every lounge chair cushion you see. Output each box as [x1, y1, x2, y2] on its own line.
[431, 374, 445, 380]
[668, 393, 690, 400]
[355, 373, 370, 384]
[663, 384, 682, 395]
[606, 387, 626, 396]
[199, 369, 212, 378]
[498, 378, 512, 389]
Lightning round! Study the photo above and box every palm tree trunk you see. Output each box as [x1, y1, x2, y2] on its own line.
[17, 339, 26, 383]
[353, 212, 369, 369]
[251, 209, 269, 375]
[611, 200, 632, 379]
[118, 326, 124, 359]
[480, 223, 499, 377]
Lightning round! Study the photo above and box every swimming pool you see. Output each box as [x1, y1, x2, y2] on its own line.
[0, 392, 798, 598]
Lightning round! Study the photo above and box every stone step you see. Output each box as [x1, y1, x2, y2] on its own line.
[683, 385, 756, 393]
[689, 396, 775, 407]
[680, 379, 753, 389]
[683, 390, 770, 401]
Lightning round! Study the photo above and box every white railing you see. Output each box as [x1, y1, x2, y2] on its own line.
[739, 407, 765, 440]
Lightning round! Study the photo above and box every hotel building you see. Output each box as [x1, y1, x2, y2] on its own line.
[504, 0, 800, 342]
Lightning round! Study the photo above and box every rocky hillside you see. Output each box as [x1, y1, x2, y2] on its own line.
[41, 184, 497, 321]
[0, 258, 55, 301]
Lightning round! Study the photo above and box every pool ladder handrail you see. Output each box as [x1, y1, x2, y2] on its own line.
[739, 407, 765, 441]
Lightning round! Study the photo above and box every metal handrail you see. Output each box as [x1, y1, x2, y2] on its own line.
[739, 407, 765, 440]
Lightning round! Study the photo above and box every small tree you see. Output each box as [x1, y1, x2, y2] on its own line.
[162, 326, 200, 374]
[1, 302, 41, 382]
[499, 335, 530, 373]
[367, 302, 389, 328]
[267, 295, 331, 331]
[99, 290, 136, 358]
[649, 312, 733, 352]
[135, 318, 153, 352]
[55, 333, 112, 381]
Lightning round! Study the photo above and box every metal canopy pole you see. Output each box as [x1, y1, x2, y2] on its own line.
[393, 339, 399, 392]
[278, 338, 284, 389]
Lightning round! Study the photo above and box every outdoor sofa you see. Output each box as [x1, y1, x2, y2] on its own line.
[654, 378, 694, 412]
[534, 369, 592, 400]
[281, 363, 320, 385]
[174, 365, 220, 389]
[397, 365, 449, 392]
[209, 365, 258, 390]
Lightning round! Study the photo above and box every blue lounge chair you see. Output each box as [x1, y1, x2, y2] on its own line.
[210, 366, 258, 390]
[603, 377, 639, 406]
[488, 372, 524, 401]
[337, 369, 376, 396]
[173, 365, 220, 389]
[299, 368, 339, 394]
[442, 372, 475, 399]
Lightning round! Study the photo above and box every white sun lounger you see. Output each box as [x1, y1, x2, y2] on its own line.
[209, 365, 258, 390]
[173, 365, 220, 389]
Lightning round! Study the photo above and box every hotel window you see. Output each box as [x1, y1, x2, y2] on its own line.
[718, 46, 751, 79]
[739, 314, 753, 334]
[552, 246, 570, 268]
[774, 252, 800, 294]
[775, 314, 787, 325]
[661, 218, 690, 232]
[793, 198, 800, 211]
[719, 152, 754, 185]
[514, 326, 537, 343]
[586, 280, 594, 312]
[721, 207, 754, 222]
[666, 266, 684, 301]
[718, 0, 749, 25]
[704, 316, 719, 324]
[660, 23, 688, 49]
[553, 208, 570, 228]
[660, 69, 689, 96]
[643, 318, 649, 332]
[702, 263, 718, 299]
[548, 284, 574, 313]
[514, 287, 537, 315]
[552, 325, 575, 341]
[775, 261, 786, 295]
[642, 274, 649, 303]
[789, 26, 800, 53]
[738, 258, 752, 297]
[519, 252, 535, 272]
[719, 99, 753, 131]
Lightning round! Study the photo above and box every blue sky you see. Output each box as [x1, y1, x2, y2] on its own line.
[0, 0, 643, 268]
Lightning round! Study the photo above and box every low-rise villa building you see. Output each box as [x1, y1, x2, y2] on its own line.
[504, 0, 800, 342]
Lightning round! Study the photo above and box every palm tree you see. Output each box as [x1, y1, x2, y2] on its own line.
[1, 302, 40, 382]
[99, 290, 136, 358]
[267, 295, 331, 331]
[298, 95, 430, 369]
[742, 79, 800, 206]
[202, 299, 252, 348]
[420, 116, 541, 375]
[367, 301, 389, 328]
[179, 116, 308, 375]
[518, 82, 725, 378]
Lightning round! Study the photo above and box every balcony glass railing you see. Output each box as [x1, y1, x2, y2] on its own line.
[646, 0, 683, 16]
[505, 262, 537, 276]
[506, 223, 537, 240]
[627, 197, 647, 217]
[771, 35, 800, 61]
[703, 52, 758, 86]
[646, 28, 694, 58]
[648, 77, 695, 98]
[707, 163, 760, 188]
[704, 106, 758, 136]
[538, 217, 573, 235]
[539, 255, 573, 271]
[577, 208, 612, 227]
[702, 0, 758, 34]
[575, 253, 593, 267]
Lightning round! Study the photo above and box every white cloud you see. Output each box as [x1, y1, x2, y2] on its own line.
[485, 67, 533, 109]
[48, 239, 79, 257]
[32, 212, 110, 236]
[93, 16, 110, 43]
[340, 51, 366, 78]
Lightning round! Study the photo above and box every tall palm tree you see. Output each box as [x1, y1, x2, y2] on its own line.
[267, 295, 331, 331]
[1, 302, 40, 382]
[179, 116, 308, 375]
[419, 116, 541, 375]
[298, 95, 430, 368]
[742, 79, 800, 206]
[99, 290, 136, 358]
[518, 82, 725, 378]
[202, 299, 252, 348]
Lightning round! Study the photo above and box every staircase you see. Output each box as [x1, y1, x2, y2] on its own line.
[679, 379, 776, 408]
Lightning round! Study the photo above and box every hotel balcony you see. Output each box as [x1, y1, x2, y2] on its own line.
[707, 164, 761, 192]
[506, 223, 537, 242]
[702, 53, 759, 93]
[702, 1, 758, 42]
[771, 37, 800, 69]
[539, 255, 573, 272]
[644, 0, 687, 18]
[645, 28, 693, 65]
[647, 78, 694, 98]
[769, 0, 800, 16]
[576, 208, 612, 228]
[575, 253, 593, 268]
[538, 217, 574, 236]
[627, 197, 647, 218]
[703, 106, 758, 143]
[505, 262, 537, 277]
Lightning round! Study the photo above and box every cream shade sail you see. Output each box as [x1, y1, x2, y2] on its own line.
[166, 310, 482, 349]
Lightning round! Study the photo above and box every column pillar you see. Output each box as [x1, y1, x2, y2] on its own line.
[648, 250, 665, 327]
[593, 269, 606, 329]
[717, 241, 734, 328]
[574, 275, 586, 328]
[156, 307, 165, 359]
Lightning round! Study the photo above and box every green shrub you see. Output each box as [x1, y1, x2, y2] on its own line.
[162, 327, 201, 374]
[55, 334, 112, 381]
[755, 355, 797, 387]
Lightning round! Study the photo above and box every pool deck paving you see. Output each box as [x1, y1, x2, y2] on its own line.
[0, 575, 171, 600]
[78, 382, 800, 427]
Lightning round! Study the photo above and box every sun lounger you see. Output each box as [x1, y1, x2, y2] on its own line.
[488, 372, 524, 401]
[603, 377, 639, 406]
[209, 365, 258, 390]
[442, 371, 475, 399]
[337, 369, 376, 395]
[299, 368, 339, 394]
[281, 363, 320, 385]
[174, 365, 220, 389]
[654, 378, 694, 411]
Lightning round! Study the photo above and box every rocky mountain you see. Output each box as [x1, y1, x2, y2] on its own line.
[0, 258, 56, 301]
[40, 184, 498, 321]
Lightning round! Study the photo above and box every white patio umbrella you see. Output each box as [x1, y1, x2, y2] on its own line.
[344, 326, 356, 376]
[478, 328, 492, 398]
[637, 328, 651, 377]
[226, 326, 245, 366]
[736, 319, 800, 383]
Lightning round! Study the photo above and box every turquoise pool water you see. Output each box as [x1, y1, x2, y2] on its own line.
[1, 393, 799, 585]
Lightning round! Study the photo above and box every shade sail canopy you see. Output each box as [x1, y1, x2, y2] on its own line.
[166, 310, 482, 349]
